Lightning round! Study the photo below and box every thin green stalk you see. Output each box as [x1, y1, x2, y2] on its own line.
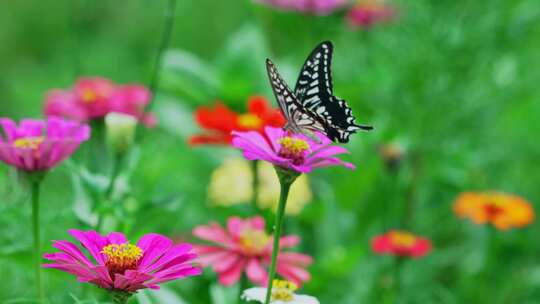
[31, 181, 45, 303]
[263, 176, 293, 304]
[251, 160, 259, 211]
[238, 274, 248, 304]
[392, 256, 404, 303]
[96, 154, 123, 232]
[137, 0, 178, 141]
[147, 0, 177, 111]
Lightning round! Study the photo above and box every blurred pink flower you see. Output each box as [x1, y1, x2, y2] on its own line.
[0, 117, 90, 171]
[232, 126, 355, 174]
[346, 0, 396, 28]
[254, 0, 347, 15]
[44, 77, 155, 127]
[192, 216, 312, 286]
[43, 230, 201, 292]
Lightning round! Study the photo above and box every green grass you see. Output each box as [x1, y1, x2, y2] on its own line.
[1, 0, 540, 303]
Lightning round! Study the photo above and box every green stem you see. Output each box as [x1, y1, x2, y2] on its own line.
[96, 154, 123, 232]
[392, 256, 404, 302]
[147, 0, 177, 111]
[263, 173, 294, 304]
[238, 274, 248, 304]
[251, 160, 259, 212]
[137, 0, 178, 141]
[111, 290, 132, 304]
[31, 181, 45, 303]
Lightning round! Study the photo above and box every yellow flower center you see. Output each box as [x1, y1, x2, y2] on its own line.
[81, 89, 98, 103]
[237, 114, 263, 129]
[278, 137, 309, 165]
[389, 231, 416, 248]
[101, 243, 143, 275]
[239, 229, 271, 255]
[271, 279, 298, 302]
[13, 137, 44, 150]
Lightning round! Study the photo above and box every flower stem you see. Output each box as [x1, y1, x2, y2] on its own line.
[251, 160, 259, 212]
[31, 180, 45, 303]
[111, 290, 132, 304]
[147, 0, 177, 111]
[392, 256, 404, 301]
[264, 167, 298, 304]
[96, 153, 123, 232]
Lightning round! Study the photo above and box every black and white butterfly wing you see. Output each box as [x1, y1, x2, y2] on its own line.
[265, 59, 327, 139]
[294, 41, 334, 110]
[294, 41, 373, 143]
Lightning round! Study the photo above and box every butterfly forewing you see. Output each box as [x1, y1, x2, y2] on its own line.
[294, 41, 334, 111]
[266, 41, 372, 143]
[266, 59, 327, 137]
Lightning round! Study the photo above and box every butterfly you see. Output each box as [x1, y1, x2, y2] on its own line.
[266, 41, 373, 143]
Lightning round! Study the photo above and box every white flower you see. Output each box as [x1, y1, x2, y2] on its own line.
[241, 280, 319, 304]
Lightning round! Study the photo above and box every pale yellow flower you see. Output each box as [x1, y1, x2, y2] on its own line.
[208, 158, 312, 215]
[208, 158, 253, 206]
[257, 161, 312, 215]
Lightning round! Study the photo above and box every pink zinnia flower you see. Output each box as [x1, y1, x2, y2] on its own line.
[346, 0, 396, 28]
[43, 230, 201, 292]
[44, 77, 155, 127]
[0, 117, 90, 171]
[371, 230, 432, 258]
[232, 126, 355, 174]
[254, 0, 347, 15]
[192, 216, 312, 286]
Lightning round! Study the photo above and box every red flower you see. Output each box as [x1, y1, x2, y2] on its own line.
[189, 96, 286, 145]
[372, 230, 431, 258]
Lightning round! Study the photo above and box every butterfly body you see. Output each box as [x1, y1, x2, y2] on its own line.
[266, 41, 372, 143]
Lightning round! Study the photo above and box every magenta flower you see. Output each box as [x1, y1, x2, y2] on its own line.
[0, 117, 90, 171]
[43, 230, 201, 292]
[44, 77, 155, 127]
[253, 0, 347, 15]
[232, 126, 355, 174]
[346, 0, 396, 28]
[192, 216, 312, 286]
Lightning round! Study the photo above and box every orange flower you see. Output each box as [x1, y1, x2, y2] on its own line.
[371, 230, 432, 258]
[453, 192, 534, 230]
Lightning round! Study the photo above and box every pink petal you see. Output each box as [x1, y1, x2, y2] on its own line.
[137, 234, 173, 270]
[278, 252, 313, 266]
[279, 235, 300, 248]
[68, 230, 108, 264]
[245, 258, 267, 286]
[192, 222, 233, 245]
[106, 232, 128, 245]
[218, 258, 245, 286]
[141, 243, 193, 273]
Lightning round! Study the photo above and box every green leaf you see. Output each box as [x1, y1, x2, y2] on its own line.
[136, 287, 188, 304]
[161, 49, 220, 104]
[210, 283, 240, 304]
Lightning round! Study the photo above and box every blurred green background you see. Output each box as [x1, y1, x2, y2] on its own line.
[1, 0, 540, 303]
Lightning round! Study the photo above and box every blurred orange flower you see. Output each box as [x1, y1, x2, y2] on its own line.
[453, 192, 534, 230]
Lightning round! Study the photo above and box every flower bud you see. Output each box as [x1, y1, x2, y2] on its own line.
[105, 112, 137, 155]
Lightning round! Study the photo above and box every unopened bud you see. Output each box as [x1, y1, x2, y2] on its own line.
[105, 112, 137, 155]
